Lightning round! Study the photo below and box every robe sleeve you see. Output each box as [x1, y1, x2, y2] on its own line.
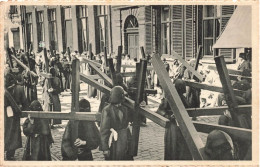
[61, 122, 77, 160]
[100, 107, 111, 151]
[23, 118, 35, 136]
[83, 122, 101, 150]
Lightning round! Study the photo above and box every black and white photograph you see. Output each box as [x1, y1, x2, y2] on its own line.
[2, 1, 259, 165]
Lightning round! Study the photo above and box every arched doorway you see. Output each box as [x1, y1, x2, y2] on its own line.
[124, 15, 139, 59]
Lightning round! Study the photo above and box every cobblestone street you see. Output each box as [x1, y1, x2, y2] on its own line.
[7, 82, 219, 161]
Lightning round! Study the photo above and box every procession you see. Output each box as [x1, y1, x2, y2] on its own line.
[3, 5, 253, 161]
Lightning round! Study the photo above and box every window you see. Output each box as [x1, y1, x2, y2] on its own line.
[63, 6, 73, 50]
[97, 6, 108, 53]
[26, 13, 33, 50]
[161, 6, 171, 54]
[48, 9, 57, 50]
[64, 7, 72, 20]
[37, 11, 44, 45]
[203, 5, 235, 57]
[79, 5, 89, 52]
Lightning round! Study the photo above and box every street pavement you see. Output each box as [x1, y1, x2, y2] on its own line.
[6, 81, 219, 161]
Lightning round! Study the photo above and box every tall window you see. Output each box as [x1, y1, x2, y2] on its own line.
[97, 6, 108, 53]
[161, 6, 171, 54]
[37, 11, 44, 45]
[64, 7, 73, 50]
[203, 5, 234, 57]
[79, 5, 89, 52]
[48, 9, 57, 50]
[26, 13, 33, 50]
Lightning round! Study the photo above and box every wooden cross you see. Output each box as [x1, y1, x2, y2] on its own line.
[70, 58, 80, 154]
[131, 59, 147, 156]
[116, 45, 122, 73]
[214, 55, 241, 128]
[151, 53, 208, 160]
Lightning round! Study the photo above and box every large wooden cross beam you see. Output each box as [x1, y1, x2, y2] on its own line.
[10, 54, 38, 77]
[214, 56, 241, 127]
[184, 80, 247, 97]
[172, 51, 204, 82]
[151, 53, 208, 160]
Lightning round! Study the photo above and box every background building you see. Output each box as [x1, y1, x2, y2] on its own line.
[5, 5, 244, 63]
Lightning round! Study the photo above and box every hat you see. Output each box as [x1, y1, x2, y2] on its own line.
[110, 86, 125, 104]
[29, 100, 43, 111]
[79, 99, 91, 112]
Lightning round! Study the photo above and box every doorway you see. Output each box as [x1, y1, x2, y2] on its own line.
[124, 15, 139, 59]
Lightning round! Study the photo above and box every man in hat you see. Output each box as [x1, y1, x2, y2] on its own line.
[100, 86, 133, 160]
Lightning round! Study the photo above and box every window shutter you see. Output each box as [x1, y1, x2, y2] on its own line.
[145, 6, 152, 54]
[185, 5, 193, 60]
[172, 5, 183, 58]
[219, 5, 235, 62]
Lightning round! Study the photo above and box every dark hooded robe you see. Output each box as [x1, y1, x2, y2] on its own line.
[61, 99, 100, 160]
[204, 130, 236, 160]
[42, 67, 62, 125]
[100, 86, 133, 160]
[22, 100, 54, 160]
[4, 71, 28, 159]
[156, 79, 192, 160]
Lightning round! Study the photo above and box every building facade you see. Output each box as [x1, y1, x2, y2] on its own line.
[6, 5, 238, 62]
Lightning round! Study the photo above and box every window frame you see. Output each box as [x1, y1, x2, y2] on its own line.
[48, 9, 58, 50]
[36, 11, 45, 44]
[161, 6, 171, 55]
[79, 5, 89, 52]
[96, 5, 108, 53]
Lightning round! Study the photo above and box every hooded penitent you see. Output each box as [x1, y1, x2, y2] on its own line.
[204, 130, 235, 160]
[109, 86, 125, 104]
[22, 100, 53, 160]
[61, 98, 100, 160]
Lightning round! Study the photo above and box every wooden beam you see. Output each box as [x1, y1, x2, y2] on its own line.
[187, 105, 252, 117]
[152, 54, 208, 160]
[70, 59, 80, 146]
[214, 55, 240, 127]
[39, 72, 52, 79]
[21, 111, 101, 121]
[88, 62, 113, 87]
[131, 59, 147, 156]
[184, 80, 246, 97]
[10, 55, 38, 77]
[129, 88, 157, 94]
[80, 73, 170, 128]
[116, 45, 122, 73]
[139, 107, 170, 128]
[208, 65, 247, 76]
[107, 58, 117, 86]
[140, 46, 145, 58]
[192, 45, 202, 81]
[80, 73, 135, 109]
[172, 51, 204, 82]
[193, 121, 251, 141]
[229, 74, 252, 82]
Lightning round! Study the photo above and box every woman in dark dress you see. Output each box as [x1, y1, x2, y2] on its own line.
[100, 86, 133, 160]
[22, 100, 54, 160]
